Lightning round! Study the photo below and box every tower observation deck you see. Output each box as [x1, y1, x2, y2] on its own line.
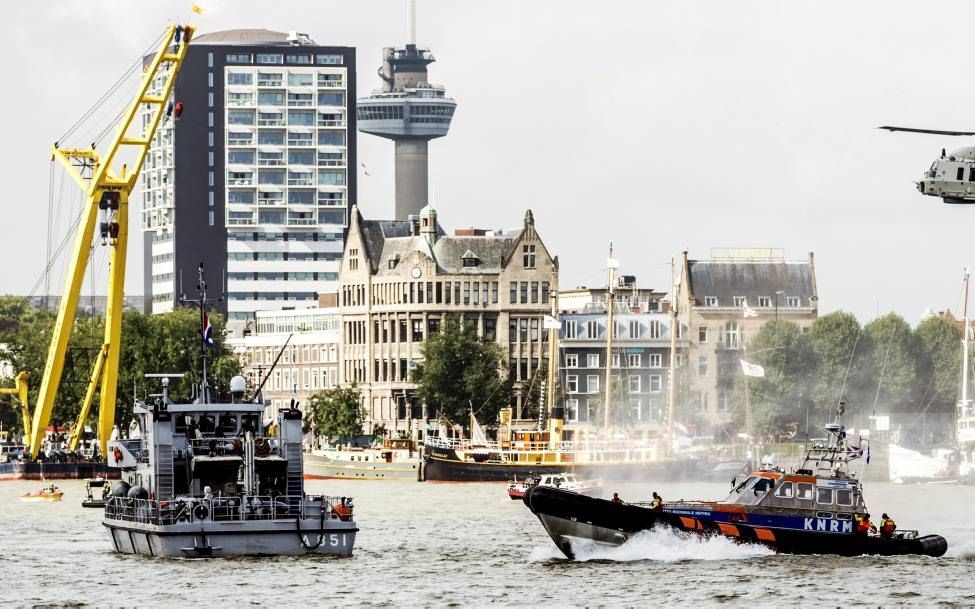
[357, 41, 456, 220]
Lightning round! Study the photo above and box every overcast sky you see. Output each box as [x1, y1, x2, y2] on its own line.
[4, 0, 975, 322]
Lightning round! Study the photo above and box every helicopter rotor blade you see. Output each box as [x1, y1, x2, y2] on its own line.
[878, 126, 975, 136]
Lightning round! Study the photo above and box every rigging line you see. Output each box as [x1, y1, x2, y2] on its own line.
[835, 328, 861, 410]
[45, 160, 55, 305]
[867, 325, 897, 430]
[58, 30, 167, 144]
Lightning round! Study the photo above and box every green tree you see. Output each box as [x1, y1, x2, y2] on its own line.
[413, 315, 511, 425]
[809, 311, 862, 422]
[859, 313, 919, 418]
[304, 385, 364, 443]
[520, 361, 565, 422]
[732, 320, 814, 437]
[913, 315, 962, 415]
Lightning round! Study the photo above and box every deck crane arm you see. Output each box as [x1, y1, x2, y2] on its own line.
[0, 372, 31, 450]
[29, 24, 194, 459]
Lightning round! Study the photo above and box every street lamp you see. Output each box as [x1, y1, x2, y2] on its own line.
[774, 290, 785, 322]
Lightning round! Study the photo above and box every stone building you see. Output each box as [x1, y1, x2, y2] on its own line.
[677, 249, 818, 427]
[339, 205, 558, 436]
[226, 304, 340, 420]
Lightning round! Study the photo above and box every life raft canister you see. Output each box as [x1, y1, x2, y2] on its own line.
[193, 503, 209, 521]
[331, 502, 352, 521]
[112, 446, 123, 463]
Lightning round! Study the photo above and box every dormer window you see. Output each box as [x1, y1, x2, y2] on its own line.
[705, 296, 718, 307]
[387, 254, 400, 270]
[461, 250, 479, 268]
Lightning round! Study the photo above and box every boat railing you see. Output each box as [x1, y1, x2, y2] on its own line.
[186, 436, 280, 458]
[426, 435, 663, 454]
[104, 494, 352, 526]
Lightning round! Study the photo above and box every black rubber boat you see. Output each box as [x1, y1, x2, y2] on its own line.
[522, 405, 948, 559]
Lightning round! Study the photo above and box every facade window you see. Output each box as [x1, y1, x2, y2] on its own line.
[648, 320, 662, 339]
[566, 375, 578, 393]
[564, 320, 577, 339]
[587, 320, 598, 339]
[698, 326, 708, 343]
[316, 54, 343, 65]
[586, 353, 599, 368]
[627, 353, 641, 368]
[612, 353, 621, 368]
[530, 281, 539, 304]
[758, 296, 772, 307]
[565, 354, 578, 368]
[520, 282, 528, 304]
[208, 211, 214, 226]
[509, 282, 517, 304]
[628, 375, 641, 393]
[733, 296, 746, 307]
[786, 296, 801, 307]
[412, 320, 423, 342]
[208, 92, 214, 107]
[630, 398, 642, 421]
[286, 54, 312, 64]
[629, 320, 641, 338]
[586, 375, 600, 393]
[208, 151, 214, 167]
[725, 322, 740, 349]
[698, 355, 709, 377]
[492, 282, 499, 304]
[541, 282, 549, 304]
[226, 53, 251, 64]
[257, 53, 284, 64]
[523, 244, 536, 268]
[565, 399, 579, 422]
[705, 296, 718, 307]
[227, 72, 252, 85]
[519, 319, 528, 342]
[649, 375, 662, 392]
[649, 353, 662, 368]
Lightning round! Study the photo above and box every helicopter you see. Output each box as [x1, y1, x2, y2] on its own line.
[880, 125, 975, 204]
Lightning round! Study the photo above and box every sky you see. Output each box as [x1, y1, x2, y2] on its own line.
[3, 0, 975, 323]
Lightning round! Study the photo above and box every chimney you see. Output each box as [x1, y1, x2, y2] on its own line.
[408, 214, 420, 236]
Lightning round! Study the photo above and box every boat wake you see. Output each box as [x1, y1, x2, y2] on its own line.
[530, 528, 774, 563]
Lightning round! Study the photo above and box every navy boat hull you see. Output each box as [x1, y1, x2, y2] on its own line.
[523, 486, 948, 559]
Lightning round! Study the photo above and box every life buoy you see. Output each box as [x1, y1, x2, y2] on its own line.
[112, 446, 123, 463]
[193, 503, 209, 521]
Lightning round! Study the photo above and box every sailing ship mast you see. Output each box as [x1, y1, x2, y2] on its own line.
[961, 269, 971, 415]
[666, 256, 678, 458]
[603, 243, 616, 430]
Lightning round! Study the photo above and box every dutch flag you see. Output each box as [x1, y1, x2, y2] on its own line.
[202, 312, 214, 348]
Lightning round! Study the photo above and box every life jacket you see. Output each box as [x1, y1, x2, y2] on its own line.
[854, 516, 869, 533]
[880, 518, 896, 535]
[650, 498, 663, 511]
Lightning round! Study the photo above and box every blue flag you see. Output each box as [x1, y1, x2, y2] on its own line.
[202, 313, 214, 348]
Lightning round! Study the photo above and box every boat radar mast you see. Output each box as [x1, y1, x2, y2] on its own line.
[179, 263, 222, 404]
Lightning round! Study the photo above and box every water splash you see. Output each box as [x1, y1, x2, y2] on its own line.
[531, 529, 774, 563]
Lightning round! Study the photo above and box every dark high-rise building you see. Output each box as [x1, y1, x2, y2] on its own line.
[141, 29, 356, 320]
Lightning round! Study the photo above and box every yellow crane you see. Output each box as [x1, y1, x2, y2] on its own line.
[0, 372, 30, 450]
[28, 23, 194, 459]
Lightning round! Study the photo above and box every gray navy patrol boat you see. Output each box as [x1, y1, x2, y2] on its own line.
[101, 267, 356, 558]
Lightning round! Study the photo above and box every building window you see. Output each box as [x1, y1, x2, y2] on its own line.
[257, 53, 283, 64]
[226, 53, 252, 64]
[630, 398, 642, 421]
[565, 399, 579, 422]
[565, 354, 578, 368]
[207, 52, 214, 68]
[316, 54, 343, 65]
[509, 282, 517, 304]
[208, 171, 214, 187]
[208, 132, 214, 147]
[698, 326, 708, 344]
[705, 296, 718, 307]
[530, 281, 539, 304]
[786, 296, 801, 307]
[492, 282, 499, 304]
[412, 320, 423, 342]
[649, 353, 662, 368]
[733, 296, 746, 307]
[612, 353, 621, 368]
[725, 322, 740, 349]
[628, 375, 641, 393]
[208, 211, 214, 226]
[208, 72, 214, 88]
[520, 282, 528, 304]
[208, 151, 214, 167]
[564, 320, 577, 339]
[586, 353, 599, 368]
[541, 282, 549, 304]
[627, 353, 641, 368]
[566, 375, 578, 393]
[587, 375, 600, 393]
[698, 355, 709, 377]
[208, 92, 214, 108]
[523, 244, 536, 268]
[208, 191, 214, 206]
[649, 375, 662, 392]
[758, 296, 772, 307]
[648, 320, 661, 339]
[587, 320, 599, 339]
[629, 320, 641, 338]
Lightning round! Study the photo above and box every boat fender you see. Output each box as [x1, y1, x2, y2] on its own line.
[193, 503, 209, 521]
[111, 480, 131, 498]
[917, 535, 948, 557]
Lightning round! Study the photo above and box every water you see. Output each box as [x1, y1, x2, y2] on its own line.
[1, 479, 973, 607]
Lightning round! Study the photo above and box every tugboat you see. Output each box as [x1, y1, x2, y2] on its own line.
[524, 403, 948, 558]
[507, 473, 603, 500]
[100, 266, 357, 557]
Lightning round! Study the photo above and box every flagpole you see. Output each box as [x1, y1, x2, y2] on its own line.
[666, 256, 677, 459]
[603, 242, 615, 431]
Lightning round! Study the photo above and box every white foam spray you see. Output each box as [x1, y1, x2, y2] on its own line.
[530, 528, 774, 563]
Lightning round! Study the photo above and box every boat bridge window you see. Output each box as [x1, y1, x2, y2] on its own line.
[753, 478, 773, 494]
[797, 483, 814, 501]
[241, 414, 259, 434]
[958, 167, 965, 181]
[816, 488, 834, 505]
[199, 415, 216, 433]
[774, 481, 794, 499]
[836, 489, 853, 506]
[175, 416, 189, 433]
[217, 414, 238, 435]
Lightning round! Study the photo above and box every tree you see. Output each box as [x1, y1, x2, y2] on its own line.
[808, 311, 863, 421]
[913, 315, 962, 415]
[859, 313, 919, 418]
[520, 361, 564, 422]
[304, 385, 364, 442]
[413, 315, 511, 425]
[732, 320, 814, 437]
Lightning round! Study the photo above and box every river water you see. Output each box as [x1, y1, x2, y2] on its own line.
[1, 479, 973, 607]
